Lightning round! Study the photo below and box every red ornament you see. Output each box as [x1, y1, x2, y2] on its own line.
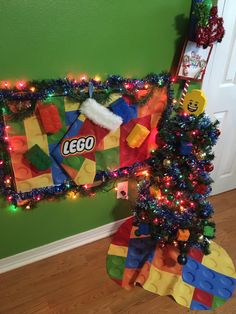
[204, 163, 214, 172]
[195, 184, 208, 194]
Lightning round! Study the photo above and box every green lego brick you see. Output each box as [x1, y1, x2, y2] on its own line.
[203, 225, 215, 237]
[106, 254, 126, 280]
[24, 144, 51, 171]
[212, 295, 227, 309]
[95, 147, 119, 172]
[62, 155, 84, 171]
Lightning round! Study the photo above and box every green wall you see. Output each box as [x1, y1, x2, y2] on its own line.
[0, 0, 191, 258]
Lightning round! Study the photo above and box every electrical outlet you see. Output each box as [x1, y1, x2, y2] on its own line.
[116, 181, 128, 199]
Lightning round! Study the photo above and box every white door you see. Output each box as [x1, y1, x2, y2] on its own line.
[202, 0, 236, 195]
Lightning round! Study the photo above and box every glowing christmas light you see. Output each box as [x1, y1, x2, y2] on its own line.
[173, 99, 177, 104]
[94, 75, 101, 82]
[1, 81, 11, 89]
[16, 81, 26, 90]
[80, 75, 87, 81]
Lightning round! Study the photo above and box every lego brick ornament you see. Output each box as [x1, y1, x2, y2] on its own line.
[182, 89, 206, 116]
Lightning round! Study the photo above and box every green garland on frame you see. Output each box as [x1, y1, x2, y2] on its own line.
[0, 73, 172, 122]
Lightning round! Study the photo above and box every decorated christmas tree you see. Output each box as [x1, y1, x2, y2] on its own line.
[133, 89, 220, 265]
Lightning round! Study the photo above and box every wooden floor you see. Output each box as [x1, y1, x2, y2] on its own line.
[0, 190, 236, 314]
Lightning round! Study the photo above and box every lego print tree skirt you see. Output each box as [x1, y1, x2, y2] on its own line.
[5, 88, 167, 192]
[107, 217, 236, 310]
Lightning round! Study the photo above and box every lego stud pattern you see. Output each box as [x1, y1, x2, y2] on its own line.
[107, 218, 236, 310]
[182, 257, 236, 300]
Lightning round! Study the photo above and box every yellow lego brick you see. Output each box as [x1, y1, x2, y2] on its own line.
[24, 115, 49, 154]
[126, 124, 150, 148]
[103, 128, 120, 150]
[64, 96, 80, 112]
[16, 173, 53, 193]
[108, 244, 128, 257]
[74, 158, 96, 185]
[202, 241, 236, 278]
[143, 265, 194, 308]
[78, 114, 86, 122]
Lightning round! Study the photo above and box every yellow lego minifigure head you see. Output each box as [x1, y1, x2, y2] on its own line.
[183, 89, 206, 116]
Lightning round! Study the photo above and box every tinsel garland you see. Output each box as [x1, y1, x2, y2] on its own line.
[0, 73, 171, 121]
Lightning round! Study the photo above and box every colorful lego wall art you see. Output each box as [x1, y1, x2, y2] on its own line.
[4, 87, 168, 193]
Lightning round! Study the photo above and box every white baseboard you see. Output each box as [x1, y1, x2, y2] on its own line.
[0, 217, 130, 274]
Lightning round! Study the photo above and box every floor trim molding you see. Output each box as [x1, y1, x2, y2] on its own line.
[0, 217, 129, 274]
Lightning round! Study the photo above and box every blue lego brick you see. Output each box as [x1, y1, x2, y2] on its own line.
[125, 237, 156, 269]
[136, 223, 150, 236]
[65, 119, 83, 138]
[129, 104, 138, 118]
[182, 256, 236, 300]
[190, 300, 211, 310]
[65, 110, 80, 126]
[110, 98, 137, 124]
[49, 143, 64, 164]
[51, 158, 69, 184]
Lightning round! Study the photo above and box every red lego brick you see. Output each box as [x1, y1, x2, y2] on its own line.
[192, 287, 214, 308]
[112, 217, 133, 247]
[188, 248, 204, 262]
[37, 102, 62, 134]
